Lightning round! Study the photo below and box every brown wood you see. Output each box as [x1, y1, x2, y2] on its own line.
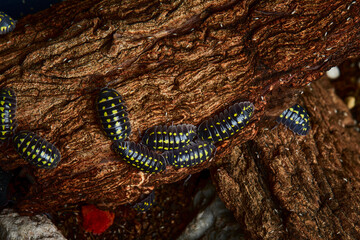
[0, 0, 359, 230]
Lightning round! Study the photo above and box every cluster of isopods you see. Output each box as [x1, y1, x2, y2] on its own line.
[0, 88, 61, 169]
[98, 88, 256, 173]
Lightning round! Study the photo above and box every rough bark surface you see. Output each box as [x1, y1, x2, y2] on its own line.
[212, 77, 360, 239]
[0, 0, 358, 224]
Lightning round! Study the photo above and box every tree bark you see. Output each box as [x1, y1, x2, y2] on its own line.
[0, 0, 359, 226]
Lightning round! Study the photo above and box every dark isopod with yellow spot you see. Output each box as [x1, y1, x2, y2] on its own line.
[112, 141, 166, 174]
[0, 12, 16, 35]
[96, 88, 131, 142]
[142, 124, 197, 151]
[197, 102, 255, 143]
[133, 190, 155, 212]
[0, 88, 17, 144]
[162, 141, 215, 168]
[276, 104, 310, 135]
[13, 131, 61, 169]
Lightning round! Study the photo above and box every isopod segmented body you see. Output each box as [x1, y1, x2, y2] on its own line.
[0, 12, 16, 35]
[96, 88, 131, 142]
[133, 190, 155, 212]
[142, 124, 197, 151]
[276, 104, 310, 135]
[112, 141, 166, 174]
[0, 88, 17, 144]
[162, 141, 215, 168]
[197, 102, 255, 143]
[13, 131, 61, 169]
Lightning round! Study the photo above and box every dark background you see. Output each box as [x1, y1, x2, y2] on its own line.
[0, 0, 64, 20]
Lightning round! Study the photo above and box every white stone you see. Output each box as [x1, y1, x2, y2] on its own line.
[326, 66, 340, 79]
[0, 209, 66, 240]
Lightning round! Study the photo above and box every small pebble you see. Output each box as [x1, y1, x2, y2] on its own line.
[345, 96, 356, 109]
[326, 66, 340, 79]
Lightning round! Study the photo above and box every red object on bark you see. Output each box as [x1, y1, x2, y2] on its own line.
[81, 204, 115, 235]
